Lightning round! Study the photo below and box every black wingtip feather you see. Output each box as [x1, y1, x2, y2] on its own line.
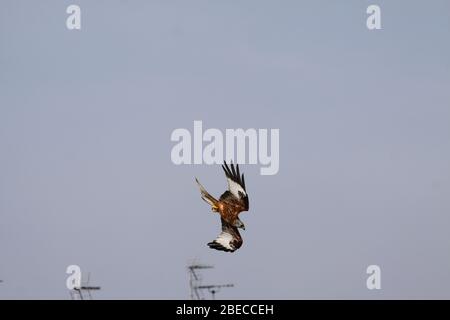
[222, 161, 231, 178]
[230, 162, 236, 177]
[222, 160, 247, 193]
[207, 241, 234, 253]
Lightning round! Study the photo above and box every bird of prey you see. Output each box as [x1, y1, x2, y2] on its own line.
[195, 161, 250, 252]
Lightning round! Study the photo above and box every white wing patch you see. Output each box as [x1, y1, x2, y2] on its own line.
[227, 178, 247, 198]
[210, 231, 235, 251]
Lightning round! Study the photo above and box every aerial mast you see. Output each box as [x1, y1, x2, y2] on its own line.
[69, 272, 101, 300]
[187, 260, 234, 300]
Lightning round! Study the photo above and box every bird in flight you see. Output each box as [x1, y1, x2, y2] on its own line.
[195, 161, 250, 252]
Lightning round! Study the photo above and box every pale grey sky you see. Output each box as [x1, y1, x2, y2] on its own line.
[1, 0, 450, 299]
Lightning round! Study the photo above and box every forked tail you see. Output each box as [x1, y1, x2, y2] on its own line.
[195, 178, 219, 211]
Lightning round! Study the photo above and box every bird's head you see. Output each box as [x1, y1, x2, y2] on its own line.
[234, 218, 245, 230]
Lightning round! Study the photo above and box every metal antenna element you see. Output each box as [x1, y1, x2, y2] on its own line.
[197, 284, 234, 300]
[187, 260, 234, 300]
[69, 272, 101, 300]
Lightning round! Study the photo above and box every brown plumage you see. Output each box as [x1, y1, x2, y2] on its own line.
[195, 161, 249, 252]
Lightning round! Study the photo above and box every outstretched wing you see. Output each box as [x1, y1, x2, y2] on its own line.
[195, 178, 219, 209]
[208, 218, 243, 252]
[220, 161, 249, 211]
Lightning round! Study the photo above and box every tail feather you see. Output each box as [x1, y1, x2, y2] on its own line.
[195, 178, 219, 211]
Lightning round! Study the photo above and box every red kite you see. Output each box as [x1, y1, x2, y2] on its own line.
[195, 161, 249, 252]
